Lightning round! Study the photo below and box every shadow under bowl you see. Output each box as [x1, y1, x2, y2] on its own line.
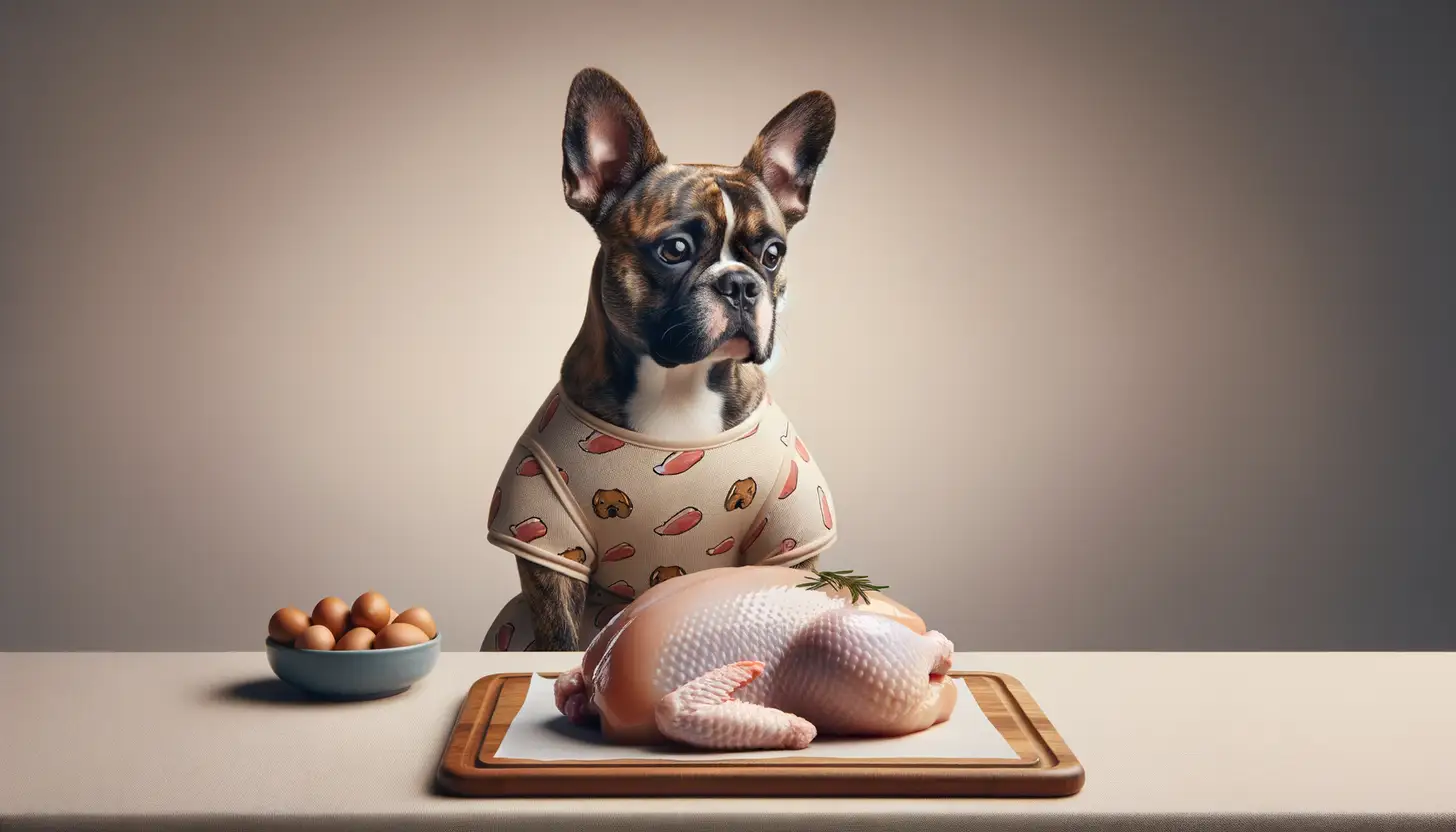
[265, 634, 441, 700]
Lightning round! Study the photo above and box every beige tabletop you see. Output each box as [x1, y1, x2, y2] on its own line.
[3, 651, 1454, 831]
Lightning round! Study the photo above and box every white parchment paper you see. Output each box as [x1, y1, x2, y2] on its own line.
[492, 673, 1020, 761]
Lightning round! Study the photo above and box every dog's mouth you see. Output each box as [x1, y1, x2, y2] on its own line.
[652, 336, 752, 369]
[705, 331, 752, 363]
[646, 314, 765, 368]
[732, 323, 774, 366]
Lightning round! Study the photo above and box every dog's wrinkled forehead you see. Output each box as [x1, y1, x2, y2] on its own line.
[602, 164, 787, 245]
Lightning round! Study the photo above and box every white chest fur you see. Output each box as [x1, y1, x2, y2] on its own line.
[626, 358, 727, 440]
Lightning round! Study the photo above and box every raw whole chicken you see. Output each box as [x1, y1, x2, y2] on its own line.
[553, 565, 957, 751]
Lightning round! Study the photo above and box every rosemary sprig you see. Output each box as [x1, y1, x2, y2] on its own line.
[796, 569, 889, 605]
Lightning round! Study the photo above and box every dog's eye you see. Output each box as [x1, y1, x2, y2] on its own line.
[761, 241, 784, 272]
[657, 236, 693, 265]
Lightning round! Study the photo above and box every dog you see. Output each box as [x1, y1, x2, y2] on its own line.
[482, 67, 838, 653]
[650, 564, 687, 586]
[724, 478, 757, 512]
[591, 489, 633, 519]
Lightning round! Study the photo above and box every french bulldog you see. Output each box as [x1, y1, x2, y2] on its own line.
[501, 67, 837, 652]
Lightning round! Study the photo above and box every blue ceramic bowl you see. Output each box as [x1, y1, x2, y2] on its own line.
[265, 634, 441, 700]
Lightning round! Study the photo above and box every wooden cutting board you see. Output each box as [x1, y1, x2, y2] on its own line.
[435, 670, 1084, 798]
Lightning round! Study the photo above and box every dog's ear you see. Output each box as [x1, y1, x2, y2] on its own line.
[562, 68, 666, 225]
[742, 91, 836, 228]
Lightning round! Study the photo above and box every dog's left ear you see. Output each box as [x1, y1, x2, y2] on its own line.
[742, 91, 836, 228]
[562, 68, 667, 226]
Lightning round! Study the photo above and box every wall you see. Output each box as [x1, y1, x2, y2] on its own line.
[2, 0, 1453, 651]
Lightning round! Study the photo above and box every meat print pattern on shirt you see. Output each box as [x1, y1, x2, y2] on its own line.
[484, 386, 837, 649]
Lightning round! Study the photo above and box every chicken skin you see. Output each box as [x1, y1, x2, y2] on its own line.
[552, 565, 957, 751]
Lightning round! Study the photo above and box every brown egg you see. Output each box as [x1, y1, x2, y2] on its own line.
[294, 624, 336, 650]
[311, 596, 351, 639]
[334, 626, 376, 650]
[350, 591, 391, 632]
[268, 607, 311, 644]
[373, 621, 429, 649]
[387, 607, 398, 626]
[393, 607, 437, 640]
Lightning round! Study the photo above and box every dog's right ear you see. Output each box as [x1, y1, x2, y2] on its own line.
[561, 68, 666, 226]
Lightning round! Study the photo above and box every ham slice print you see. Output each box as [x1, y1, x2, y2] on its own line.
[607, 580, 636, 599]
[819, 486, 833, 530]
[769, 538, 798, 557]
[653, 506, 703, 536]
[744, 423, 759, 438]
[509, 517, 547, 543]
[795, 436, 811, 463]
[602, 542, 636, 562]
[779, 459, 799, 499]
[496, 622, 513, 651]
[706, 536, 735, 556]
[516, 456, 570, 484]
[653, 449, 705, 476]
[538, 394, 560, 433]
[579, 431, 626, 454]
[743, 514, 769, 552]
[595, 603, 627, 629]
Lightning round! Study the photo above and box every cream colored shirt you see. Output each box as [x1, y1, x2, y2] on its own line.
[487, 385, 837, 603]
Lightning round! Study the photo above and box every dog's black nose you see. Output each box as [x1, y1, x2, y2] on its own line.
[714, 272, 761, 306]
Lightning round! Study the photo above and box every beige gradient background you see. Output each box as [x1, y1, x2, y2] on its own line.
[2, 0, 1453, 651]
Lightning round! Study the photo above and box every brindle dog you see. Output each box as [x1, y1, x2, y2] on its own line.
[517, 67, 836, 651]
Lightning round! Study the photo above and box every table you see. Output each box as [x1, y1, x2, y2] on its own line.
[3, 652, 1454, 830]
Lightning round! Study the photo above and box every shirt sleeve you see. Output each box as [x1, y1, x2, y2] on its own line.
[487, 442, 595, 582]
[741, 424, 838, 567]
